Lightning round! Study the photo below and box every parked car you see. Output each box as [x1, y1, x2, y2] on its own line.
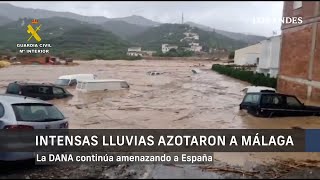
[241, 86, 276, 94]
[0, 94, 68, 161]
[5, 82, 73, 100]
[54, 74, 97, 87]
[240, 92, 320, 117]
[76, 79, 129, 92]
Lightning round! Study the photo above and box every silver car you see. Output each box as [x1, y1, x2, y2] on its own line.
[0, 94, 68, 161]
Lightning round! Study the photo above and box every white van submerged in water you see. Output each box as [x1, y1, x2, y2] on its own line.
[55, 74, 97, 87]
[76, 79, 130, 92]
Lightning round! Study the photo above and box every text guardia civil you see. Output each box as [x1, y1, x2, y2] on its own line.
[36, 134, 294, 147]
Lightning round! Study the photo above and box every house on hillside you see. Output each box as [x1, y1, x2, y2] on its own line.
[185, 45, 202, 52]
[127, 47, 143, 56]
[183, 32, 199, 40]
[189, 42, 200, 46]
[256, 35, 281, 78]
[162, 44, 178, 53]
[234, 43, 262, 65]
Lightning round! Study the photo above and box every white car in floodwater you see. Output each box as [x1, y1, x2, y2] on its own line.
[0, 94, 68, 161]
[55, 74, 97, 87]
[241, 86, 276, 94]
[76, 79, 130, 92]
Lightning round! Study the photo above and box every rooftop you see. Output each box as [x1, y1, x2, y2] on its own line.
[0, 94, 50, 105]
[77, 79, 127, 83]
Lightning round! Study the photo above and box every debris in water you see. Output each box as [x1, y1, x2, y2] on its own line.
[192, 69, 201, 74]
[199, 165, 260, 177]
[75, 105, 83, 109]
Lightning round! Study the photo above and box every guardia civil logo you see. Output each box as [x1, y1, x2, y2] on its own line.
[16, 19, 51, 54]
[27, 19, 42, 42]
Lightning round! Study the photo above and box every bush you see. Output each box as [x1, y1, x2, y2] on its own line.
[212, 64, 277, 88]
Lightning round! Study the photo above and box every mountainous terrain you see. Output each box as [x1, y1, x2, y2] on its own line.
[0, 3, 268, 60]
[0, 3, 109, 24]
[185, 21, 267, 45]
[0, 15, 13, 26]
[0, 17, 131, 59]
[112, 15, 160, 27]
[101, 20, 149, 39]
[0, 3, 267, 42]
[130, 24, 247, 51]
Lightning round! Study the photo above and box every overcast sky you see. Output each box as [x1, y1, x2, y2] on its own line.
[2, 1, 284, 37]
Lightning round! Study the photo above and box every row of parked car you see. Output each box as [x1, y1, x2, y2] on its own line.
[239, 86, 320, 117]
[0, 74, 130, 161]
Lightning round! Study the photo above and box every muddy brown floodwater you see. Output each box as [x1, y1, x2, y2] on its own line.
[1, 59, 320, 179]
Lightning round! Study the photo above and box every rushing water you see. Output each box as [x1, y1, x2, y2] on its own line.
[1, 59, 320, 173]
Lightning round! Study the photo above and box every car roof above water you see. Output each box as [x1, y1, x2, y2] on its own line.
[58, 74, 95, 79]
[0, 94, 51, 105]
[245, 92, 296, 97]
[77, 79, 126, 83]
[242, 86, 276, 93]
[9, 82, 58, 87]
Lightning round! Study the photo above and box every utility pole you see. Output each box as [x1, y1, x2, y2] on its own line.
[182, 13, 184, 24]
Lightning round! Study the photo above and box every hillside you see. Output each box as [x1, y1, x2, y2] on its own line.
[186, 21, 267, 45]
[0, 17, 131, 60]
[130, 24, 248, 52]
[112, 15, 160, 27]
[0, 15, 13, 26]
[0, 3, 268, 44]
[0, 3, 109, 24]
[101, 20, 149, 39]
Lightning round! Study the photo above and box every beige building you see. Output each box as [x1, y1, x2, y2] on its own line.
[234, 43, 262, 65]
[127, 47, 143, 57]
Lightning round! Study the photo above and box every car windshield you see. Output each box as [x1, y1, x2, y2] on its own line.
[55, 79, 70, 86]
[12, 103, 65, 122]
[243, 94, 260, 104]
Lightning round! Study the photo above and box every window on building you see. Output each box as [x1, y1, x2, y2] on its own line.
[293, 1, 302, 9]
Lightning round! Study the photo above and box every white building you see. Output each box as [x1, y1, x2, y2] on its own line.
[183, 32, 199, 40]
[190, 45, 202, 52]
[127, 52, 143, 56]
[234, 43, 262, 65]
[256, 35, 281, 78]
[189, 42, 200, 46]
[127, 47, 143, 56]
[162, 44, 178, 53]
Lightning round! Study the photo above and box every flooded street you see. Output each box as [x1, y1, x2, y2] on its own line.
[1, 59, 320, 178]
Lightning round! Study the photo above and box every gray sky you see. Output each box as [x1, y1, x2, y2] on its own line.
[3, 1, 284, 37]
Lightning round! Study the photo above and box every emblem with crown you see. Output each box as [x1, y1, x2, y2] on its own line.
[31, 19, 39, 24]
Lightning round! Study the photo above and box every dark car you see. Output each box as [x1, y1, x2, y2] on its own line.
[5, 82, 73, 100]
[240, 92, 320, 117]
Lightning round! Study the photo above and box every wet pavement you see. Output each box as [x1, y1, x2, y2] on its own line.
[1, 59, 320, 178]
